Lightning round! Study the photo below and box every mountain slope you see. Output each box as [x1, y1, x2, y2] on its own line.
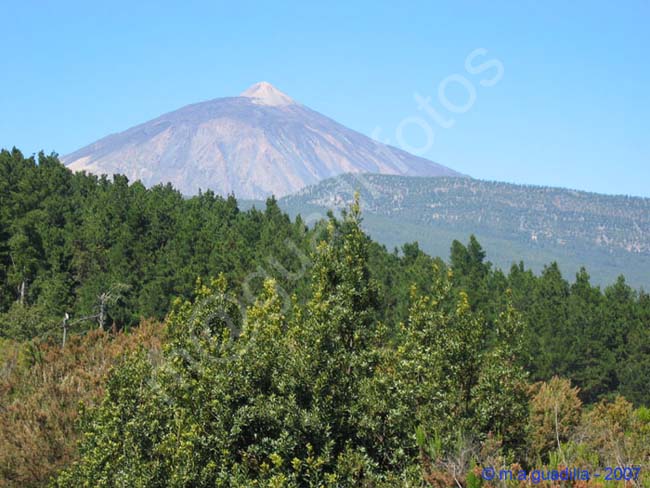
[278, 174, 650, 288]
[63, 82, 461, 199]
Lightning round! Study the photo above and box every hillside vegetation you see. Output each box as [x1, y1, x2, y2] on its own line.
[280, 174, 650, 288]
[1, 149, 649, 486]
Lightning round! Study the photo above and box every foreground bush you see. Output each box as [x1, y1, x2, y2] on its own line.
[55, 202, 529, 487]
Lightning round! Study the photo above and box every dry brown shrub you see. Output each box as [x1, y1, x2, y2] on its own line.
[0, 321, 164, 487]
[528, 376, 582, 461]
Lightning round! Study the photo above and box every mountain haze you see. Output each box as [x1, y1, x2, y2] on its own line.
[63, 82, 461, 199]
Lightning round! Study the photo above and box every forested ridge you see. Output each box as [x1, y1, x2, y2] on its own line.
[279, 173, 650, 288]
[1, 148, 649, 486]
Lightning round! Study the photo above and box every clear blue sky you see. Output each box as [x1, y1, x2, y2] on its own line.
[1, 1, 648, 197]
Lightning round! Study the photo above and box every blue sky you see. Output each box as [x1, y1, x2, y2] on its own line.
[1, 1, 648, 197]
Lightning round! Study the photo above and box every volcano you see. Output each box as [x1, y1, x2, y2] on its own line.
[64, 82, 462, 198]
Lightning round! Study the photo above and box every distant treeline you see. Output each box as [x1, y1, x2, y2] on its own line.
[1, 148, 649, 407]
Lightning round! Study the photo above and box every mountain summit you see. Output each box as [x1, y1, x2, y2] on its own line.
[240, 81, 295, 106]
[64, 82, 462, 198]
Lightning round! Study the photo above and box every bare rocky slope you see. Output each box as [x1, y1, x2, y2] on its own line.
[64, 82, 461, 199]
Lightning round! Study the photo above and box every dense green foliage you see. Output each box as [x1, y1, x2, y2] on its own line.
[2, 149, 649, 406]
[1, 149, 649, 486]
[0, 148, 312, 338]
[54, 204, 529, 486]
